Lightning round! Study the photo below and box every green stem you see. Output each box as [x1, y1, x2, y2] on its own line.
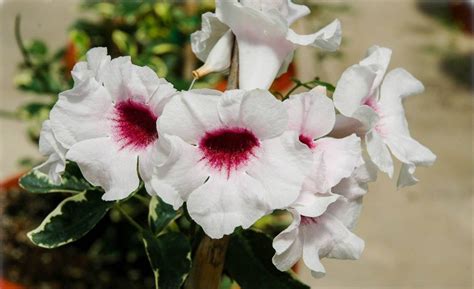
[14, 14, 33, 67]
[116, 204, 144, 231]
[133, 193, 150, 206]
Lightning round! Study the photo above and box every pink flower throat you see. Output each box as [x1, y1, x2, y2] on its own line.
[299, 134, 316, 149]
[113, 99, 158, 150]
[199, 127, 260, 176]
[300, 216, 320, 226]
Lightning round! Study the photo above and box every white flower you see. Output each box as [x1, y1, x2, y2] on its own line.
[333, 45, 436, 188]
[149, 89, 312, 238]
[272, 191, 364, 278]
[36, 120, 67, 184]
[49, 47, 176, 200]
[191, 0, 341, 89]
[284, 86, 362, 194]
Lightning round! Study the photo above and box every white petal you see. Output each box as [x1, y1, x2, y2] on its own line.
[323, 213, 365, 260]
[273, 209, 301, 254]
[66, 137, 139, 201]
[187, 173, 268, 239]
[332, 155, 376, 200]
[327, 197, 363, 230]
[333, 64, 377, 117]
[191, 12, 230, 62]
[138, 141, 157, 185]
[365, 130, 394, 177]
[240, 89, 288, 140]
[292, 191, 339, 218]
[352, 105, 379, 131]
[158, 90, 222, 144]
[329, 115, 365, 138]
[272, 233, 303, 272]
[36, 120, 67, 184]
[194, 29, 233, 77]
[246, 131, 312, 209]
[379, 68, 424, 107]
[385, 134, 436, 188]
[306, 135, 362, 193]
[286, 0, 310, 25]
[98, 55, 132, 100]
[285, 87, 335, 140]
[301, 224, 327, 278]
[218, 0, 293, 89]
[149, 135, 208, 205]
[217, 89, 246, 127]
[50, 78, 113, 148]
[360, 45, 392, 89]
[286, 19, 342, 52]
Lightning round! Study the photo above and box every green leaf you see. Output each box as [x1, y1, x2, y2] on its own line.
[27, 190, 114, 248]
[148, 196, 178, 235]
[142, 231, 191, 289]
[19, 162, 93, 194]
[225, 230, 309, 289]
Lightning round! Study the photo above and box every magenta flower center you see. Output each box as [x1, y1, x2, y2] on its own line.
[199, 127, 260, 176]
[299, 134, 316, 149]
[113, 99, 158, 150]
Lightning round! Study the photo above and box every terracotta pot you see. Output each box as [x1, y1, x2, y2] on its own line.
[0, 279, 25, 289]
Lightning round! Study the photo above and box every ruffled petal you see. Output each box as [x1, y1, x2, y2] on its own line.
[158, 90, 222, 144]
[273, 209, 301, 254]
[71, 47, 110, 83]
[240, 89, 288, 140]
[50, 78, 113, 148]
[286, 19, 342, 51]
[333, 64, 377, 117]
[301, 224, 327, 278]
[187, 173, 268, 239]
[292, 191, 339, 218]
[246, 131, 312, 209]
[379, 68, 425, 107]
[191, 12, 230, 62]
[285, 87, 335, 140]
[99, 56, 132, 100]
[286, 0, 311, 25]
[147, 135, 208, 207]
[365, 130, 394, 177]
[305, 135, 362, 193]
[327, 197, 363, 230]
[66, 137, 139, 201]
[193, 30, 233, 77]
[360, 45, 392, 90]
[217, 0, 293, 89]
[323, 213, 365, 260]
[35, 120, 67, 184]
[272, 232, 303, 271]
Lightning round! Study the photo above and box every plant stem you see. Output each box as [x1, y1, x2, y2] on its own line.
[183, 35, 238, 289]
[132, 193, 150, 206]
[116, 204, 144, 232]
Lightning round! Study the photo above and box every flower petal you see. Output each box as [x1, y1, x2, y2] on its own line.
[99, 56, 132, 100]
[148, 134, 208, 206]
[323, 213, 365, 260]
[217, 0, 293, 89]
[272, 232, 303, 272]
[240, 89, 288, 139]
[158, 90, 222, 144]
[187, 173, 268, 239]
[286, 0, 311, 25]
[327, 197, 363, 230]
[333, 64, 378, 117]
[292, 191, 339, 218]
[379, 68, 425, 107]
[305, 134, 362, 193]
[36, 120, 67, 184]
[286, 19, 342, 51]
[246, 131, 312, 209]
[66, 137, 139, 201]
[301, 224, 327, 278]
[360, 45, 392, 89]
[365, 130, 394, 177]
[273, 209, 301, 254]
[285, 87, 335, 140]
[50, 78, 113, 148]
[191, 12, 230, 62]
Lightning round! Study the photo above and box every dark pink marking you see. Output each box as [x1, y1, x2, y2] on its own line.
[199, 127, 260, 176]
[113, 99, 158, 150]
[363, 97, 379, 112]
[299, 134, 316, 149]
[300, 216, 320, 226]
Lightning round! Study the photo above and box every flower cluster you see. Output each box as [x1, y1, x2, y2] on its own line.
[36, 0, 435, 279]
